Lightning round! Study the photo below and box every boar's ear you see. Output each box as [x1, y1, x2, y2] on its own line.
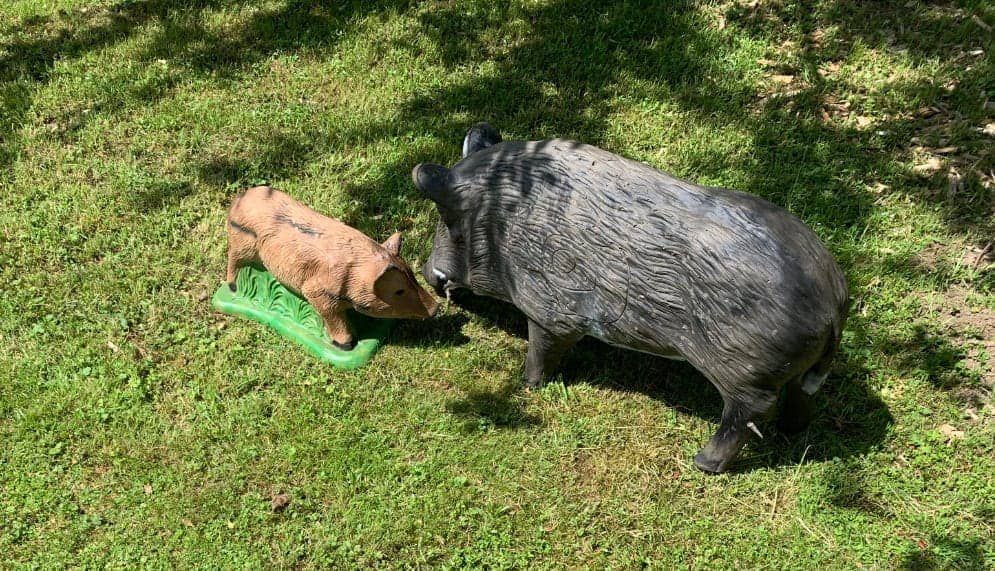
[462, 122, 502, 158]
[413, 163, 464, 240]
[381, 231, 403, 256]
[412, 163, 461, 215]
[412, 164, 453, 203]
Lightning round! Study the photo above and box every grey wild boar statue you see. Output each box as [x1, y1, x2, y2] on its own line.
[226, 186, 438, 349]
[413, 123, 849, 473]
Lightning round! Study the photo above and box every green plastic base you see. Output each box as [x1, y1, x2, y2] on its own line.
[211, 266, 393, 369]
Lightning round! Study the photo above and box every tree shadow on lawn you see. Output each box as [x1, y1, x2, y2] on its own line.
[0, 0, 405, 185]
[721, 0, 995, 239]
[4, 0, 989, 467]
[324, 0, 992, 473]
[900, 536, 987, 571]
[335, 0, 992, 241]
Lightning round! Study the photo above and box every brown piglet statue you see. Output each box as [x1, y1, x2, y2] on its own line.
[226, 186, 438, 350]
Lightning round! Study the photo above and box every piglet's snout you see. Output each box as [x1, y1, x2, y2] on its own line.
[421, 292, 440, 318]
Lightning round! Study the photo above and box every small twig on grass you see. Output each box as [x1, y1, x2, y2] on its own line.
[972, 14, 992, 32]
[972, 241, 992, 270]
[795, 515, 837, 549]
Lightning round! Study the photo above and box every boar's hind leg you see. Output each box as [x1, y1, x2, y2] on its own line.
[693, 390, 778, 474]
[776, 375, 813, 435]
[524, 319, 582, 389]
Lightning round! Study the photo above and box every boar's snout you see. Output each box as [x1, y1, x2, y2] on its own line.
[422, 261, 446, 296]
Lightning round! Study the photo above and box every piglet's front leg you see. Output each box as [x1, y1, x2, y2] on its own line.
[304, 286, 355, 351]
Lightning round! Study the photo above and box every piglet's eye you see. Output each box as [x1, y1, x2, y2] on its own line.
[394, 289, 405, 296]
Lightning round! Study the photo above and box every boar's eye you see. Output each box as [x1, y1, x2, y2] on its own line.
[394, 289, 406, 296]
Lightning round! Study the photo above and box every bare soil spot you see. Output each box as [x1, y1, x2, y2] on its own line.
[938, 285, 995, 389]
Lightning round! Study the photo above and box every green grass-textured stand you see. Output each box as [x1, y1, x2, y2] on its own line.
[211, 266, 393, 369]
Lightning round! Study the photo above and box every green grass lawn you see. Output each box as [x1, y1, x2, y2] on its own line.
[2, 0, 994, 567]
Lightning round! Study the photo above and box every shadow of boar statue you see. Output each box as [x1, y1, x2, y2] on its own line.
[413, 123, 849, 473]
[226, 186, 438, 350]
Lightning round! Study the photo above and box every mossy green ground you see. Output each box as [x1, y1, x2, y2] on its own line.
[1, 1, 993, 567]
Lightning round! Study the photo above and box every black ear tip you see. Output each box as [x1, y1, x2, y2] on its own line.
[462, 123, 502, 158]
[471, 122, 502, 142]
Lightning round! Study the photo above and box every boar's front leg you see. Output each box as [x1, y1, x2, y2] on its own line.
[303, 286, 355, 350]
[523, 319, 582, 389]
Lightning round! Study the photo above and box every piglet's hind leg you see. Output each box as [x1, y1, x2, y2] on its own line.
[226, 222, 257, 292]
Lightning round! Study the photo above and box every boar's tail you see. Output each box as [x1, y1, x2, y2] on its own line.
[799, 299, 849, 396]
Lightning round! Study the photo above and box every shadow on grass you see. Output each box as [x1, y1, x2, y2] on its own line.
[195, 130, 317, 192]
[446, 380, 543, 431]
[438, 290, 894, 472]
[901, 536, 986, 570]
[333, 0, 992, 242]
[132, 180, 195, 211]
[388, 311, 472, 349]
[0, 0, 404, 185]
[5, 0, 990, 236]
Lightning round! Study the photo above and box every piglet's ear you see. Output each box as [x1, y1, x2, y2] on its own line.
[381, 231, 403, 256]
[373, 263, 406, 301]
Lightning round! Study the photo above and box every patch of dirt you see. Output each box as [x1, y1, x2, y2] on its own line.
[912, 241, 950, 271]
[938, 285, 995, 389]
[962, 242, 994, 269]
[912, 241, 994, 274]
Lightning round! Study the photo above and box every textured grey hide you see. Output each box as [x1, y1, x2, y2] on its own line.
[414, 125, 849, 473]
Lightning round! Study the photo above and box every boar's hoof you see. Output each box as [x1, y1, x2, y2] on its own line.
[693, 450, 731, 475]
[332, 339, 355, 351]
[522, 374, 545, 390]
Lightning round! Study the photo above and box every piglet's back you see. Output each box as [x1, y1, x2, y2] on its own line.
[231, 186, 383, 256]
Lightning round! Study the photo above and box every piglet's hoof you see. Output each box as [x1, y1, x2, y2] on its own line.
[332, 339, 355, 351]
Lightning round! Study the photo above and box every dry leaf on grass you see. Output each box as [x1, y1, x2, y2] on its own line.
[939, 424, 965, 440]
[818, 62, 841, 77]
[913, 157, 944, 175]
[271, 493, 291, 512]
